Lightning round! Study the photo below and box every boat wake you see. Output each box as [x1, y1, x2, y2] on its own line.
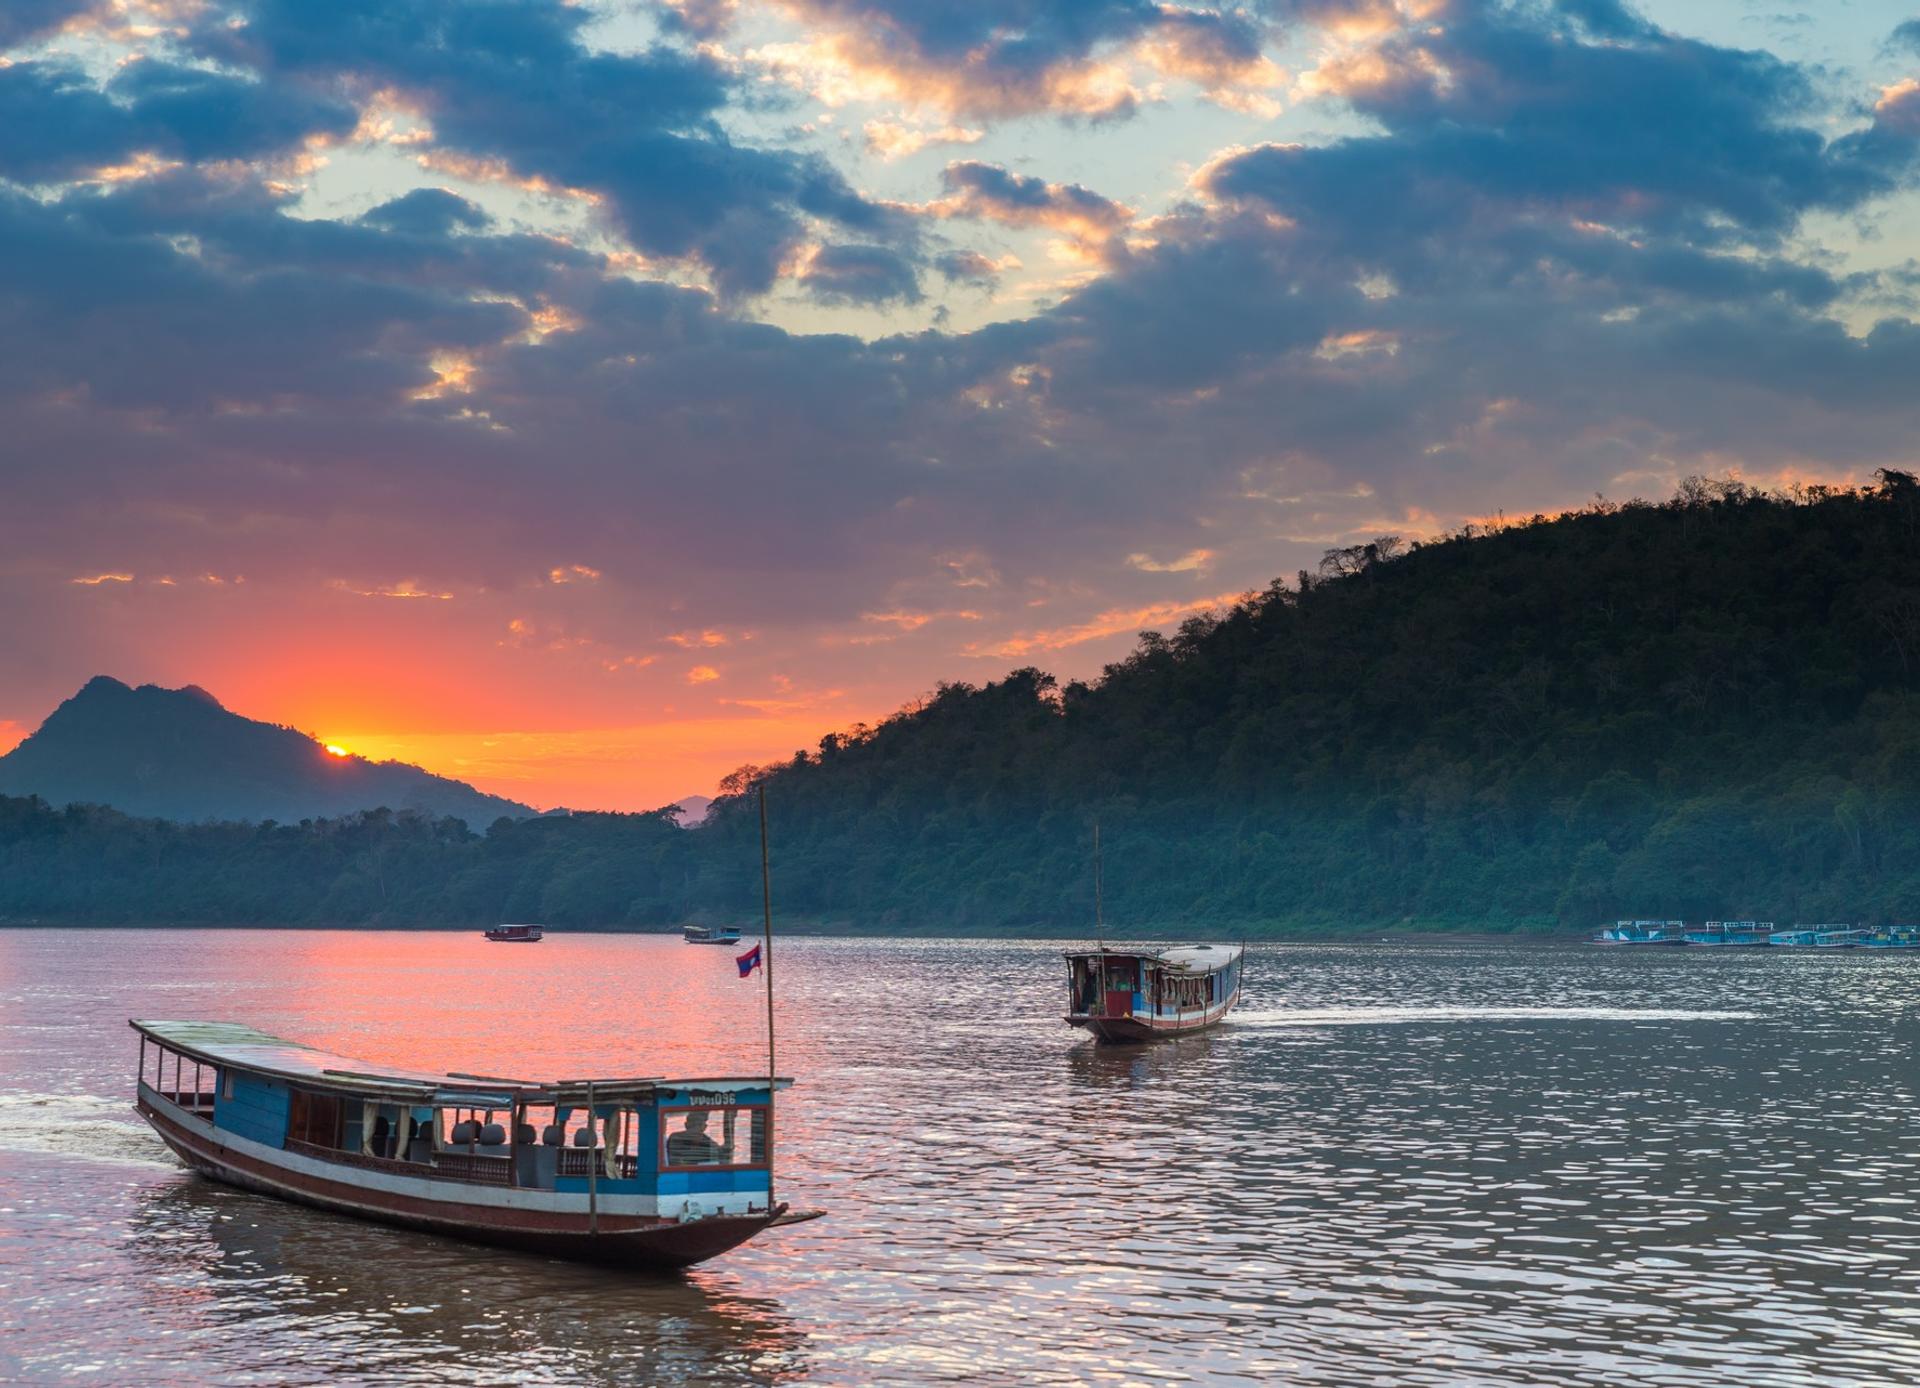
[1230, 1005, 1758, 1027]
[0, 1090, 175, 1168]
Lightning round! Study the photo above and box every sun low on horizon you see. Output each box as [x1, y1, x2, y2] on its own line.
[3, 0, 1919, 812]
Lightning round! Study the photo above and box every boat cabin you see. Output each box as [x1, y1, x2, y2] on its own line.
[131, 1021, 800, 1266]
[1064, 944, 1244, 1043]
[683, 925, 743, 945]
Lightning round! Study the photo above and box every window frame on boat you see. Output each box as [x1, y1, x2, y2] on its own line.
[659, 1103, 771, 1173]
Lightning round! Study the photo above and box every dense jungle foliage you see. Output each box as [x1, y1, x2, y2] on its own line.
[10, 474, 1920, 935]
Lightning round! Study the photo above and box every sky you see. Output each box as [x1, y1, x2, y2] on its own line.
[1, 0, 1918, 811]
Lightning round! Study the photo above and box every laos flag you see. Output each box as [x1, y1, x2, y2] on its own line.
[736, 944, 762, 977]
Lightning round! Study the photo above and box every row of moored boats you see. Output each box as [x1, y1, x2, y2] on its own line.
[1595, 919, 1920, 949]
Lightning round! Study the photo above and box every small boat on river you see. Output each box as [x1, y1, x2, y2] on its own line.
[1684, 920, 1774, 947]
[130, 1020, 819, 1269]
[1060, 823, 1245, 1042]
[1065, 945, 1245, 1042]
[683, 925, 742, 945]
[484, 923, 543, 943]
[1770, 925, 1865, 948]
[1593, 920, 1687, 945]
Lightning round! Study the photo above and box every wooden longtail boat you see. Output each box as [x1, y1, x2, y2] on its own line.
[1064, 944, 1246, 1043]
[131, 1020, 820, 1270]
[1061, 823, 1245, 1042]
[683, 925, 743, 945]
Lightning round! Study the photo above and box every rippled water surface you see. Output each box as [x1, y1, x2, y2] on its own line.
[5, 930, 1920, 1385]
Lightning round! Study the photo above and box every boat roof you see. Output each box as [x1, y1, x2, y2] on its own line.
[130, 1020, 790, 1104]
[1061, 943, 1243, 970]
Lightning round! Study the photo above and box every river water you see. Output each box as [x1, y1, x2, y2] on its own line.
[3, 930, 1919, 1385]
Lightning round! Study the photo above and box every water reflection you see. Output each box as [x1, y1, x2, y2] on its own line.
[128, 1179, 810, 1386]
[10, 932, 1920, 1384]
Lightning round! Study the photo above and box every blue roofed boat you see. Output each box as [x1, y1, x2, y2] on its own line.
[1861, 927, 1920, 949]
[1770, 925, 1866, 948]
[682, 925, 743, 945]
[130, 1020, 820, 1269]
[1683, 920, 1774, 947]
[1593, 920, 1687, 946]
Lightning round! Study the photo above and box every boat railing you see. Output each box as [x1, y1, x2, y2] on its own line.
[285, 1137, 512, 1187]
[286, 1138, 434, 1178]
[432, 1150, 514, 1186]
[557, 1148, 637, 1180]
[151, 1087, 215, 1120]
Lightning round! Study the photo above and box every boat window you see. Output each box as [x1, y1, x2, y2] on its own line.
[288, 1088, 343, 1148]
[661, 1106, 768, 1170]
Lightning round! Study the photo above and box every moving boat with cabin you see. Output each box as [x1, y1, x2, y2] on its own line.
[484, 923, 543, 943]
[683, 925, 743, 945]
[130, 1020, 818, 1269]
[1065, 945, 1246, 1043]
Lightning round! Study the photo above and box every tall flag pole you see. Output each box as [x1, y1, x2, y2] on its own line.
[758, 784, 777, 1211]
[1094, 819, 1104, 949]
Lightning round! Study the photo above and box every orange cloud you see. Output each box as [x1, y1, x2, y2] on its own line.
[1126, 548, 1215, 574]
[70, 572, 134, 586]
[329, 579, 453, 600]
[862, 119, 984, 160]
[686, 665, 721, 684]
[969, 589, 1245, 657]
[860, 608, 983, 630]
[750, 32, 1140, 121]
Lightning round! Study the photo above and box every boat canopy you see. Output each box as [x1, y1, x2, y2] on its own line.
[1061, 943, 1242, 972]
[130, 1020, 789, 1105]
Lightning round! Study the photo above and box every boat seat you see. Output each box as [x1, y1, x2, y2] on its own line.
[450, 1120, 480, 1144]
[479, 1123, 506, 1145]
[515, 1123, 536, 1145]
[572, 1125, 599, 1148]
[543, 1125, 565, 1146]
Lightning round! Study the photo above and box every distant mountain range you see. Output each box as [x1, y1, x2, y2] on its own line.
[0, 677, 535, 827]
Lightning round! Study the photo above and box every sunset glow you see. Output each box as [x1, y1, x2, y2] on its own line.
[1, 1, 1917, 813]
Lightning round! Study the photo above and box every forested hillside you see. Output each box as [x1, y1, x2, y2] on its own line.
[9, 476, 1920, 934]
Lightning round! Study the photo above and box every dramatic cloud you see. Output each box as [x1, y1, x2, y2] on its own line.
[185, 0, 913, 295]
[934, 161, 1132, 241]
[3, 0, 1919, 808]
[753, 0, 1294, 119]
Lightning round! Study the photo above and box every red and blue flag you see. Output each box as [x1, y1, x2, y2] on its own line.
[736, 943, 761, 977]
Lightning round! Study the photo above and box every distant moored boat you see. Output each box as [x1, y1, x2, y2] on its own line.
[1593, 920, 1687, 945]
[484, 923, 544, 942]
[683, 925, 742, 945]
[1683, 920, 1774, 947]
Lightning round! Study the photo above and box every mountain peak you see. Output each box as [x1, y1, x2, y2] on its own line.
[0, 677, 534, 828]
